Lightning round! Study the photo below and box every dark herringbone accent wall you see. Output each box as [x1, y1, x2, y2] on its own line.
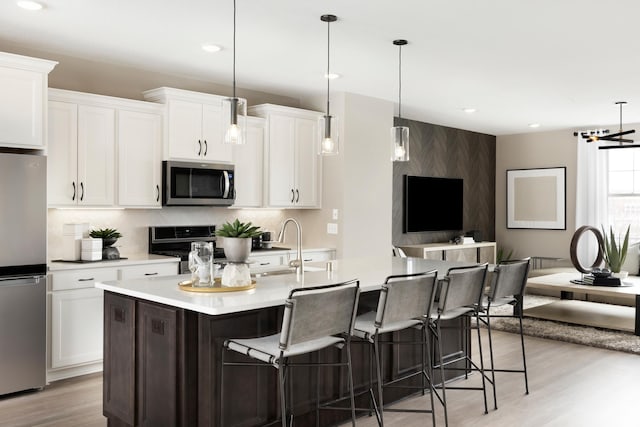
[392, 118, 496, 245]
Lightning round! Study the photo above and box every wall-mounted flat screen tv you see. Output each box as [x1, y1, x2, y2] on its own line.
[403, 175, 463, 232]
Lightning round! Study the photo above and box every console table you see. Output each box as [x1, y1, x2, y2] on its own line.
[525, 272, 640, 335]
[400, 241, 496, 264]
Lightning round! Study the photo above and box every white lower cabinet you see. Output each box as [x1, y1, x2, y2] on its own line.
[47, 259, 179, 380]
[50, 287, 104, 369]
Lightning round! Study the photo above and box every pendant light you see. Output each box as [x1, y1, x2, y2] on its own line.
[319, 14, 339, 155]
[391, 39, 409, 162]
[222, 0, 246, 144]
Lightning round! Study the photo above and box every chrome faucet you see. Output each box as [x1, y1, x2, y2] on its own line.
[277, 218, 303, 278]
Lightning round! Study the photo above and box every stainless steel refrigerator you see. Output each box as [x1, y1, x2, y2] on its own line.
[0, 152, 47, 395]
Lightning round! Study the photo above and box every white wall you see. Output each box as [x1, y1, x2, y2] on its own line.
[299, 92, 394, 258]
[496, 123, 640, 261]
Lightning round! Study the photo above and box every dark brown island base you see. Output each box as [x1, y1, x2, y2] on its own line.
[97, 257, 473, 427]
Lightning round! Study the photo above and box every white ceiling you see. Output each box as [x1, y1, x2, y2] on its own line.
[2, 0, 640, 136]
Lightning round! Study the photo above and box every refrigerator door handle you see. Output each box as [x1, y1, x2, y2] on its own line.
[0, 275, 44, 285]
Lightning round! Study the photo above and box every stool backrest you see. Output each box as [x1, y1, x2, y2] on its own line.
[439, 264, 488, 313]
[488, 258, 530, 301]
[375, 270, 438, 328]
[279, 279, 360, 349]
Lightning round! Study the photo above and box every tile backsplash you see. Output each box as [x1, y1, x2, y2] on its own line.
[47, 207, 288, 261]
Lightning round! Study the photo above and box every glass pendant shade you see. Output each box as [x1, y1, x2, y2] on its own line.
[318, 114, 339, 155]
[222, 96, 246, 145]
[390, 125, 409, 161]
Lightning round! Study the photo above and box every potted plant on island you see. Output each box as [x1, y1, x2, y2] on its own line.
[215, 219, 262, 263]
[601, 225, 630, 278]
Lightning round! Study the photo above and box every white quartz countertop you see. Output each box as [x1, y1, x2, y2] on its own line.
[49, 253, 180, 271]
[95, 256, 470, 316]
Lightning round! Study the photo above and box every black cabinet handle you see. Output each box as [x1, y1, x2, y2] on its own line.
[290, 189, 295, 203]
[204, 140, 208, 156]
[72, 182, 76, 201]
[80, 182, 84, 201]
[144, 272, 158, 276]
[259, 262, 270, 266]
[198, 140, 202, 156]
[78, 277, 95, 282]
[156, 185, 160, 202]
[295, 189, 299, 203]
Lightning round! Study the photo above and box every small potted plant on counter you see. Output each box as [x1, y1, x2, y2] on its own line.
[601, 225, 630, 278]
[89, 227, 122, 260]
[215, 219, 262, 263]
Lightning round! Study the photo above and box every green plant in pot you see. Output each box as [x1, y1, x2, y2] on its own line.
[216, 219, 262, 263]
[601, 225, 630, 274]
[89, 228, 122, 247]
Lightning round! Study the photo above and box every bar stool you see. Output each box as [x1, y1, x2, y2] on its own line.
[477, 257, 531, 409]
[351, 270, 439, 426]
[220, 279, 360, 427]
[429, 264, 492, 427]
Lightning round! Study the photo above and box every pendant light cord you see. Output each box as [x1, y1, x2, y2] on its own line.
[398, 43, 402, 119]
[232, 0, 237, 99]
[326, 18, 331, 116]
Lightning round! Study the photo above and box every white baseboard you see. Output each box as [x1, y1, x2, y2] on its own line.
[47, 361, 103, 383]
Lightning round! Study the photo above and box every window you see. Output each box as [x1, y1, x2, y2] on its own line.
[607, 149, 640, 243]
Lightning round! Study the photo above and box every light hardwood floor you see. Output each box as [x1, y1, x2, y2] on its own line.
[1, 330, 638, 427]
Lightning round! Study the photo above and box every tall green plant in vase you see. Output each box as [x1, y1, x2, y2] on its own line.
[601, 225, 630, 274]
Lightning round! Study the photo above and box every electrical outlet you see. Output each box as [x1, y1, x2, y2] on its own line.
[327, 223, 338, 235]
[332, 209, 339, 220]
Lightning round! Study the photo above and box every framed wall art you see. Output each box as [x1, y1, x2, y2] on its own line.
[506, 167, 566, 230]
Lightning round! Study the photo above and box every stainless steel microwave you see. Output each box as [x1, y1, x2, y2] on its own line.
[162, 161, 235, 206]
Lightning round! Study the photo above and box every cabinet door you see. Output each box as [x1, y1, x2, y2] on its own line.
[118, 110, 162, 207]
[0, 67, 44, 148]
[233, 118, 264, 207]
[202, 103, 232, 162]
[48, 101, 78, 206]
[444, 247, 478, 263]
[294, 117, 319, 207]
[77, 105, 115, 206]
[50, 287, 104, 368]
[267, 114, 296, 207]
[167, 99, 203, 160]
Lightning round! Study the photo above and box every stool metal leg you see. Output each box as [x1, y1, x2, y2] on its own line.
[474, 312, 489, 415]
[373, 334, 384, 426]
[423, 325, 436, 427]
[519, 312, 530, 394]
[278, 357, 287, 427]
[436, 320, 449, 427]
[346, 342, 357, 426]
[485, 307, 498, 409]
[220, 346, 226, 427]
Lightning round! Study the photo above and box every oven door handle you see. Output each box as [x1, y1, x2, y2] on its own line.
[222, 170, 230, 199]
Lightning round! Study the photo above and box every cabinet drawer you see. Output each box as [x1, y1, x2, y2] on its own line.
[119, 263, 178, 280]
[247, 255, 283, 267]
[50, 268, 118, 291]
[300, 250, 334, 263]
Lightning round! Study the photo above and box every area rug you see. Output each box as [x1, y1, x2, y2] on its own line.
[484, 295, 640, 355]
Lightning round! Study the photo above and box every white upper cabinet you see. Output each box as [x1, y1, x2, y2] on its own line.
[143, 87, 235, 163]
[0, 52, 56, 149]
[117, 108, 163, 207]
[232, 116, 265, 208]
[48, 90, 115, 207]
[249, 104, 322, 208]
[48, 89, 163, 208]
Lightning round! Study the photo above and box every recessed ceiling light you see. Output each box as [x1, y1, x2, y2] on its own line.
[463, 108, 477, 114]
[528, 123, 541, 128]
[201, 43, 221, 53]
[324, 72, 340, 79]
[16, 0, 43, 10]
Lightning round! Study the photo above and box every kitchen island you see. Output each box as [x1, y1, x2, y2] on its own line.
[96, 256, 472, 427]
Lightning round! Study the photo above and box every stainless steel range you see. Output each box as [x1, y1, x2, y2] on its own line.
[148, 225, 225, 274]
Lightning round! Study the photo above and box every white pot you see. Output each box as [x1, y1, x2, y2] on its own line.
[222, 237, 252, 263]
